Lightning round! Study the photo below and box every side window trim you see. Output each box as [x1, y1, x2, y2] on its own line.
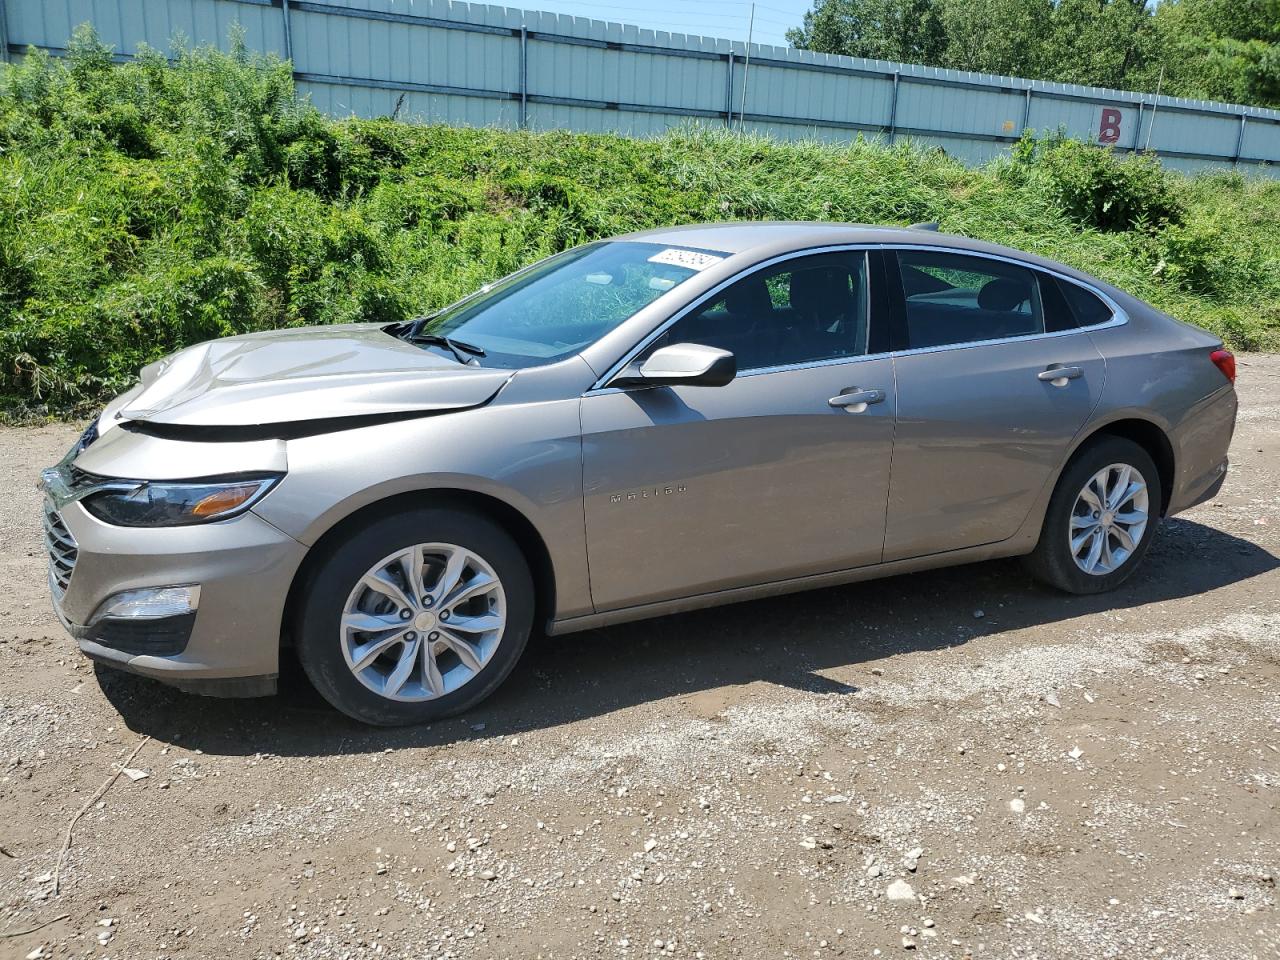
[588, 244, 883, 392]
[880, 244, 1127, 357]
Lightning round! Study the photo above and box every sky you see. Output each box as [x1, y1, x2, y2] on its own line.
[508, 0, 814, 48]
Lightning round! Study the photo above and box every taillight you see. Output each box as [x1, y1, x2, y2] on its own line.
[1210, 349, 1236, 384]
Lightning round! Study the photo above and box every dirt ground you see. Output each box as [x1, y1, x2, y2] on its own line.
[1, 357, 1277, 960]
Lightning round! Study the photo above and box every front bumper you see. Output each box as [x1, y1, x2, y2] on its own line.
[43, 497, 308, 696]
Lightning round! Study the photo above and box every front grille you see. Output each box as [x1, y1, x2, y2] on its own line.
[43, 502, 78, 600]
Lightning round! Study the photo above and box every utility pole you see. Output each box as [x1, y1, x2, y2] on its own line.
[1143, 65, 1164, 154]
[738, 2, 755, 129]
[0, 0, 10, 64]
[281, 0, 293, 62]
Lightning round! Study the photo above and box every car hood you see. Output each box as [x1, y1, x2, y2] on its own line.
[119, 325, 513, 428]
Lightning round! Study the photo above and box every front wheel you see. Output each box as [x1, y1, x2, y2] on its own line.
[1026, 436, 1162, 594]
[295, 507, 534, 726]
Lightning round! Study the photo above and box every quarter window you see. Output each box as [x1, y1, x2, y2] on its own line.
[896, 251, 1044, 349]
[1038, 272, 1079, 333]
[1057, 278, 1114, 327]
[647, 252, 869, 371]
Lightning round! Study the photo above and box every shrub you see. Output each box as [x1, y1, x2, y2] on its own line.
[0, 29, 1276, 413]
[1012, 132, 1183, 231]
[1154, 220, 1262, 295]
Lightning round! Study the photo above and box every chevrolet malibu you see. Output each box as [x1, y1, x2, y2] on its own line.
[39, 223, 1238, 725]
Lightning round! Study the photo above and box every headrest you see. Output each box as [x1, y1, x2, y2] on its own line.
[790, 267, 851, 317]
[724, 277, 771, 318]
[977, 277, 1031, 311]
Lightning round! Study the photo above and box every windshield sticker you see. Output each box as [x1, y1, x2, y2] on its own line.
[647, 248, 725, 271]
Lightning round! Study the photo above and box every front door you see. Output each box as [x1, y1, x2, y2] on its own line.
[883, 248, 1106, 561]
[580, 250, 897, 613]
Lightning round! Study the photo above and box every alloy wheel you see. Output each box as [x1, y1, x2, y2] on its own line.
[340, 542, 506, 701]
[1068, 463, 1150, 576]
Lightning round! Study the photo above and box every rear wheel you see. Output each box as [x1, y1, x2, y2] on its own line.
[1026, 436, 1162, 594]
[295, 507, 533, 725]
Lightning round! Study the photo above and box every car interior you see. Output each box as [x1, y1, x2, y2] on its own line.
[650, 250, 1065, 368]
[899, 259, 1043, 349]
[658, 258, 869, 370]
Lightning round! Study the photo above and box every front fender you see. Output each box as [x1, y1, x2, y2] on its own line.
[252, 400, 592, 621]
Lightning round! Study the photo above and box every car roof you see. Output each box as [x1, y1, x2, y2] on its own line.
[616, 222, 1105, 289]
[620, 221, 924, 254]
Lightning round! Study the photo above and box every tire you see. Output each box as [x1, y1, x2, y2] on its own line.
[1025, 436, 1162, 595]
[295, 507, 534, 726]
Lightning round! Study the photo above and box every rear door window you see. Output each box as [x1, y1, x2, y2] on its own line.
[895, 251, 1044, 350]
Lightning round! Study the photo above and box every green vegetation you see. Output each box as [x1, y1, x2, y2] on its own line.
[790, 0, 1280, 110]
[1, 31, 1278, 416]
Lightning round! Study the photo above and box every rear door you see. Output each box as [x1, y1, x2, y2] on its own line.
[882, 248, 1106, 561]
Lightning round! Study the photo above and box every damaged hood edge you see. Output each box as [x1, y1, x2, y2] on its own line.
[117, 390, 510, 443]
[116, 326, 517, 431]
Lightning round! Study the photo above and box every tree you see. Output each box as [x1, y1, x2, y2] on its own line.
[1150, 0, 1280, 106]
[787, 0, 1280, 107]
[789, 0, 1155, 86]
[936, 0, 1053, 76]
[1042, 0, 1156, 89]
[786, 0, 946, 64]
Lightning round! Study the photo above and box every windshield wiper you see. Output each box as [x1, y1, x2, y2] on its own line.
[395, 317, 487, 365]
[409, 333, 486, 365]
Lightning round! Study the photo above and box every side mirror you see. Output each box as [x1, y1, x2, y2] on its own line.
[610, 343, 736, 389]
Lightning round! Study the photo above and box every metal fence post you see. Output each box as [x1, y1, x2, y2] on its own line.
[724, 51, 734, 127]
[1021, 86, 1032, 133]
[281, 0, 293, 62]
[1133, 102, 1144, 153]
[887, 71, 899, 144]
[519, 25, 528, 130]
[1233, 114, 1248, 168]
[0, 0, 11, 64]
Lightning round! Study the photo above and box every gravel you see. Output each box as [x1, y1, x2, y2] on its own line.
[0, 356, 1277, 959]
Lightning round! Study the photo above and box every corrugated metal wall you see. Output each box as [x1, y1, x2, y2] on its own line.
[4, 0, 1278, 174]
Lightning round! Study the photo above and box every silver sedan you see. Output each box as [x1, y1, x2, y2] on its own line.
[39, 223, 1238, 724]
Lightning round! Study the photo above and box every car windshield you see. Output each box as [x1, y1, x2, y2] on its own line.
[404, 241, 727, 368]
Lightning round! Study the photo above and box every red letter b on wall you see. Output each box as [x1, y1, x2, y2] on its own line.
[1098, 108, 1122, 145]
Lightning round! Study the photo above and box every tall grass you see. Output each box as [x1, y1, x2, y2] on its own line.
[1, 27, 1277, 416]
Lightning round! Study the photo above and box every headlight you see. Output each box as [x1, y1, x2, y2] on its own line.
[81, 474, 282, 527]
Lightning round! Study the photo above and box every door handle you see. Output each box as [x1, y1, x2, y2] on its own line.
[1038, 365, 1083, 386]
[828, 388, 886, 410]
